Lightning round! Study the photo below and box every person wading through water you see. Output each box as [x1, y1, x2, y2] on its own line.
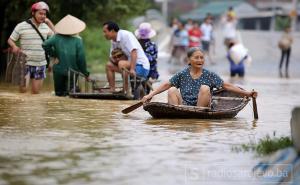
[7, 1, 55, 94]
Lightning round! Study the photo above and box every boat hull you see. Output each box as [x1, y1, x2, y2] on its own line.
[143, 89, 250, 119]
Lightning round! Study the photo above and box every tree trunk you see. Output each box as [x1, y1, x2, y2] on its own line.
[0, 0, 10, 79]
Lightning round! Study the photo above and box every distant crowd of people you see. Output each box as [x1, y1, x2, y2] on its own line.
[169, 15, 215, 65]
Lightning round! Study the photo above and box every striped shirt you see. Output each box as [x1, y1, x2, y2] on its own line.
[10, 21, 53, 66]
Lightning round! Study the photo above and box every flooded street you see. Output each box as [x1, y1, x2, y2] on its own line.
[1, 64, 300, 185]
[2, 0, 300, 183]
[1, 27, 300, 185]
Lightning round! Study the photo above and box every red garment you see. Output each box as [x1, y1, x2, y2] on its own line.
[188, 28, 202, 47]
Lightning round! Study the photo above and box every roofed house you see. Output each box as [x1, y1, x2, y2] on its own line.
[246, 0, 300, 31]
[180, 0, 299, 31]
[180, 0, 258, 22]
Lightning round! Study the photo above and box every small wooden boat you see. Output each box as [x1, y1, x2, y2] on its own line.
[69, 91, 134, 100]
[68, 69, 150, 100]
[143, 89, 250, 119]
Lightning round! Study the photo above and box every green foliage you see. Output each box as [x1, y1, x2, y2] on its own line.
[80, 27, 110, 73]
[255, 135, 293, 155]
[232, 134, 293, 156]
[49, 0, 152, 25]
[275, 16, 291, 31]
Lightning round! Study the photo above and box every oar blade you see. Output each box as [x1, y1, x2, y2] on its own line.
[122, 101, 143, 114]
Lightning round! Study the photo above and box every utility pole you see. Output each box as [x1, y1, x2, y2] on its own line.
[291, 0, 298, 32]
[271, 0, 276, 31]
[154, 0, 169, 23]
[162, 0, 169, 23]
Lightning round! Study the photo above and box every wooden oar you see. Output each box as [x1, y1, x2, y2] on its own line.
[252, 96, 258, 119]
[122, 101, 143, 114]
[122, 96, 153, 114]
[251, 89, 258, 119]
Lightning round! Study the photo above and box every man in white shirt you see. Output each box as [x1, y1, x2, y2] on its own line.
[102, 21, 150, 93]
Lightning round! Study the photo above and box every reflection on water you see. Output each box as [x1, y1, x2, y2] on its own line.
[0, 77, 300, 185]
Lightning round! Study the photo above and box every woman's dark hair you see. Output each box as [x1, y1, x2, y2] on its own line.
[187, 47, 202, 58]
[228, 41, 235, 49]
[103, 21, 120, 32]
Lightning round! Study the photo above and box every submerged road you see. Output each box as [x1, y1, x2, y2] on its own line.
[0, 24, 299, 185]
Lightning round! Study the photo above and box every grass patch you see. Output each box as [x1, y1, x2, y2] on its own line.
[232, 134, 293, 156]
[255, 135, 293, 155]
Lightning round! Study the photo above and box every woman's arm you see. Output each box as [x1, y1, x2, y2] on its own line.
[222, 82, 257, 98]
[141, 81, 172, 102]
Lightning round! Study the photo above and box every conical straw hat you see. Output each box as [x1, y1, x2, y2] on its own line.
[55, 14, 86, 35]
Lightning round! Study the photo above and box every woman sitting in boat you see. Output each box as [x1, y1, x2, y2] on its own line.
[141, 47, 257, 107]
